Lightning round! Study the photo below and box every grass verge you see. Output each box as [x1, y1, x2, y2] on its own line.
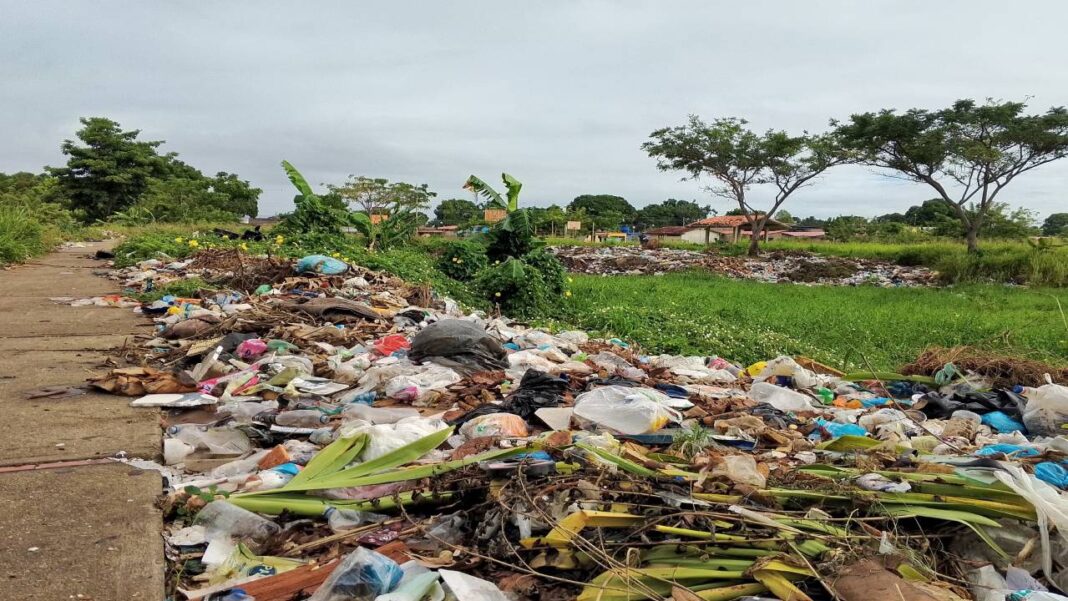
[551, 271, 1068, 370]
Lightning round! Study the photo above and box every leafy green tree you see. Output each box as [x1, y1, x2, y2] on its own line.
[1041, 213, 1068, 236]
[433, 198, 481, 226]
[644, 115, 848, 255]
[330, 176, 436, 249]
[904, 199, 958, 227]
[636, 199, 711, 228]
[568, 194, 636, 229]
[825, 215, 871, 241]
[834, 99, 1068, 252]
[48, 117, 170, 222]
[209, 172, 261, 218]
[775, 209, 796, 224]
[123, 177, 236, 223]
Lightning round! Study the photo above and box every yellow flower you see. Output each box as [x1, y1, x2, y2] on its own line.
[494, 292, 501, 298]
[564, 290, 572, 297]
[274, 235, 285, 245]
[239, 242, 248, 251]
[174, 237, 184, 243]
[187, 239, 199, 248]
[566, 277, 573, 283]
[331, 252, 340, 258]
[457, 259, 463, 264]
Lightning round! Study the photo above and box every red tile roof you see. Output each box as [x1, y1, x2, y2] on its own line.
[646, 226, 696, 235]
[688, 214, 788, 229]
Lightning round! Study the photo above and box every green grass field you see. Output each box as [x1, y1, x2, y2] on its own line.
[553, 272, 1068, 371]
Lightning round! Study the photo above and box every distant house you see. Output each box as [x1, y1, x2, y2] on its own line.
[645, 225, 713, 244]
[588, 231, 628, 243]
[484, 208, 507, 223]
[687, 215, 790, 243]
[416, 225, 459, 238]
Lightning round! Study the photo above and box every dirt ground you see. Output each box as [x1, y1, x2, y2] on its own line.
[0, 243, 164, 601]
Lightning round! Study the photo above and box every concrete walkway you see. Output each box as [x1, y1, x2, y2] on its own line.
[0, 243, 164, 600]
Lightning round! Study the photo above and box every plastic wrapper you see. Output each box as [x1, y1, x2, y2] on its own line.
[573, 385, 681, 434]
[308, 547, 402, 601]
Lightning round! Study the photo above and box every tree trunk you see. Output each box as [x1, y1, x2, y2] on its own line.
[965, 223, 980, 253]
[747, 221, 763, 257]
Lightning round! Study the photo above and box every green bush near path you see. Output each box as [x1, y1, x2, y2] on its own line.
[551, 272, 1068, 371]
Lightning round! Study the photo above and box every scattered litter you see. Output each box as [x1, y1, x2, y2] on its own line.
[79, 249, 1068, 600]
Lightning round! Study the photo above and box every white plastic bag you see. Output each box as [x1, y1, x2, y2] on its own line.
[995, 462, 1068, 578]
[749, 381, 819, 413]
[573, 385, 681, 434]
[754, 356, 823, 389]
[1021, 375, 1068, 437]
[341, 417, 449, 462]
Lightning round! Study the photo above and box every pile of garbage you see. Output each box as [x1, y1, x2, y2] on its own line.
[75, 248, 1068, 600]
[550, 246, 937, 286]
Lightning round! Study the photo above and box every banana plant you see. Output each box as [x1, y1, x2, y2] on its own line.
[279, 160, 372, 235]
[463, 173, 522, 211]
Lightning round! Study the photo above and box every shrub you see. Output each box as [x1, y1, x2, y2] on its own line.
[486, 209, 539, 262]
[475, 257, 556, 318]
[520, 247, 566, 293]
[437, 240, 487, 281]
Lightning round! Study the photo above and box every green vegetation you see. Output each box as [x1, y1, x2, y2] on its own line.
[48, 117, 260, 224]
[554, 272, 1068, 370]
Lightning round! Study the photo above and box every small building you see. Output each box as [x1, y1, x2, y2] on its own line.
[484, 208, 507, 223]
[687, 215, 790, 244]
[415, 225, 459, 238]
[588, 231, 628, 243]
[644, 226, 714, 244]
[370, 213, 389, 225]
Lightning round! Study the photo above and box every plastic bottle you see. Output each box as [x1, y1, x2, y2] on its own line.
[222, 400, 280, 424]
[257, 410, 330, 427]
[195, 500, 280, 542]
[1015, 379, 1068, 436]
[816, 387, 835, 404]
[167, 425, 251, 455]
[324, 507, 388, 533]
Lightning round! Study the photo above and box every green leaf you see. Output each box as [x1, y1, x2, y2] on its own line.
[281, 160, 313, 197]
[577, 443, 659, 477]
[463, 175, 505, 208]
[501, 173, 522, 211]
[284, 432, 367, 489]
[881, 505, 1009, 559]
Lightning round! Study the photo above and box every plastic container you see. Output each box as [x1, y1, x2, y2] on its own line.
[195, 500, 280, 542]
[748, 382, 816, 413]
[266, 410, 330, 428]
[573, 385, 681, 435]
[222, 400, 280, 424]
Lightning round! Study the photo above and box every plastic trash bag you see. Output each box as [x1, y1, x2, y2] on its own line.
[383, 364, 462, 402]
[749, 382, 818, 413]
[438, 569, 509, 601]
[573, 385, 682, 434]
[459, 413, 529, 438]
[408, 320, 508, 375]
[308, 547, 403, 601]
[195, 500, 281, 543]
[296, 254, 349, 275]
[1019, 376, 1068, 437]
[1034, 463, 1068, 489]
[341, 418, 450, 462]
[982, 410, 1027, 433]
[995, 462, 1068, 578]
[753, 356, 823, 389]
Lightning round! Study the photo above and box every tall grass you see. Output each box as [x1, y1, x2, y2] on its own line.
[552, 272, 1068, 370]
[0, 205, 53, 264]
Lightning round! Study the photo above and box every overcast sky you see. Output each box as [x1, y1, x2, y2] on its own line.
[3, 1, 1067, 218]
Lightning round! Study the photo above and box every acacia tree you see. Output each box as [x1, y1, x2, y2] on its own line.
[643, 116, 847, 255]
[834, 99, 1068, 252]
[329, 176, 435, 249]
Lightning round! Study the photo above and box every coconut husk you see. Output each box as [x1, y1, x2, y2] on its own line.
[900, 345, 1068, 388]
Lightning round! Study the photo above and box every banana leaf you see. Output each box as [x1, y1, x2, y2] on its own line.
[578, 442, 660, 477]
[882, 506, 1009, 559]
[281, 160, 314, 197]
[229, 490, 453, 516]
[284, 432, 367, 489]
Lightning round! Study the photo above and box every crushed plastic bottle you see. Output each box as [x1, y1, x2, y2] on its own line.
[195, 500, 281, 542]
[324, 507, 388, 533]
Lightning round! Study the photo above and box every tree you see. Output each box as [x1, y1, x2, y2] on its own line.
[825, 215, 871, 241]
[464, 173, 522, 211]
[123, 177, 236, 223]
[209, 172, 261, 218]
[643, 115, 848, 255]
[635, 198, 711, 228]
[834, 99, 1068, 252]
[433, 198, 481, 226]
[775, 209, 796, 224]
[330, 176, 435, 249]
[568, 194, 636, 229]
[275, 161, 362, 236]
[48, 117, 170, 222]
[1042, 213, 1068, 236]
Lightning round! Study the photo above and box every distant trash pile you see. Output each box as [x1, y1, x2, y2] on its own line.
[551, 245, 938, 286]
[65, 247, 1068, 600]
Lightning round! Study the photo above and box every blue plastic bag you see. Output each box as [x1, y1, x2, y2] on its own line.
[975, 443, 1039, 458]
[814, 418, 867, 439]
[296, 255, 349, 275]
[981, 411, 1026, 433]
[1034, 462, 1068, 489]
